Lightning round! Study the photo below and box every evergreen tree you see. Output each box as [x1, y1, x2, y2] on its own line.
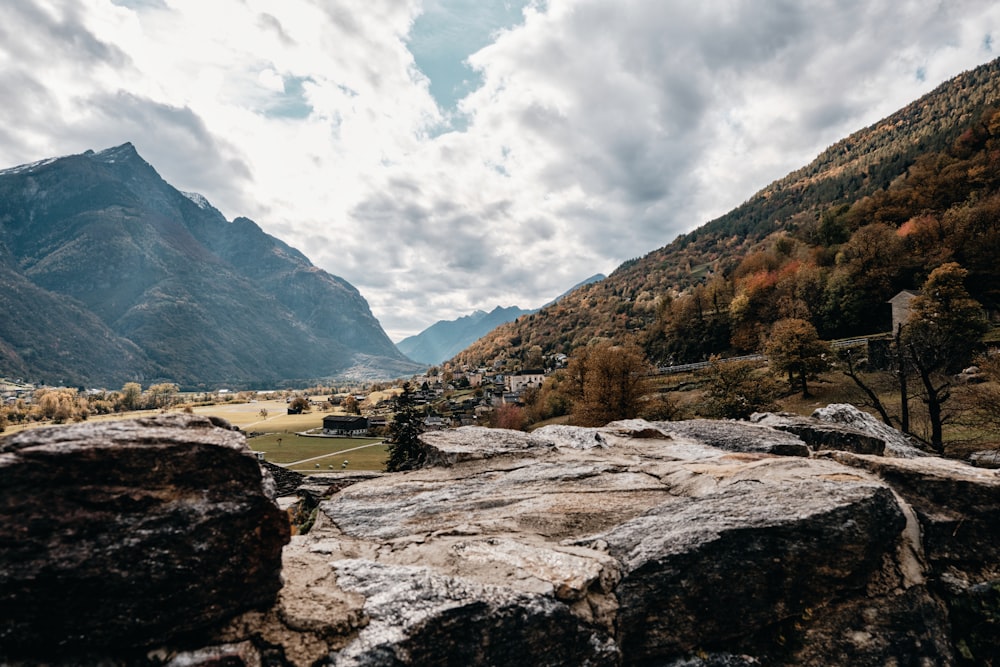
[385, 382, 425, 472]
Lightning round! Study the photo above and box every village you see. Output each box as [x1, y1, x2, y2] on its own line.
[317, 361, 563, 437]
[0, 358, 566, 439]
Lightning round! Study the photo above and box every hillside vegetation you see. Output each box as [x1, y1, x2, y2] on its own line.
[456, 57, 1000, 368]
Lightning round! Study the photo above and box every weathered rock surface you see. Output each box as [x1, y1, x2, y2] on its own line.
[751, 411, 887, 455]
[7, 405, 1000, 666]
[183, 405, 996, 666]
[0, 414, 290, 661]
[810, 402, 931, 458]
[968, 448, 1000, 469]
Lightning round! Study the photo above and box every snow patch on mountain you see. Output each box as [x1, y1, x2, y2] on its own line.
[182, 191, 213, 210]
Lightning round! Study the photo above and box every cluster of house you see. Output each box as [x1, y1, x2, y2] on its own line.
[316, 366, 558, 436]
[2, 381, 35, 407]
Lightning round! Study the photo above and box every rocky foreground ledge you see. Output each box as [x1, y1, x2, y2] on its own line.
[2, 407, 1000, 665]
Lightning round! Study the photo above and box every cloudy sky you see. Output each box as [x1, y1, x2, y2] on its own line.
[1, 1, 999, 340]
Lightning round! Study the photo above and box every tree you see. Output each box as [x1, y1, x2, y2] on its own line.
[36, 389, 77, 423]
[638, 392, 682, 421]
[821, 223, 904, 335]
[522, 373, 572, 426]
[700, 358, 780, 420]
[342, 395, 360, 415]
[288, 396, 311, 413]
[385, 383, 426, 472]
[765, 318, 832, 398]
[902, 262, 987, 452]
[648, 279, 733, 364]
[491, 403, 527, 431]
[524, 345, 545, 370]
[567, 342, 650, 427]
[147, 383, 179, 409]
[836, 345, 894, 427]
[120, 382, 143, 411]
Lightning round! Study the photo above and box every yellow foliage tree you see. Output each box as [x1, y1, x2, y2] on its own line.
[568, 342, 650, 427]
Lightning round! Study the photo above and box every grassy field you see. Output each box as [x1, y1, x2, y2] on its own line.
[1, 398, 390, 470]
[189, 400, 389, 471]
[249, 434, 388, 471]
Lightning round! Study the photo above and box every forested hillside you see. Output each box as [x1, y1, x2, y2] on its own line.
[456, 57, 1000, 369]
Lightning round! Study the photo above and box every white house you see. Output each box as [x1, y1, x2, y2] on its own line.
[506, 370, 545, 393]
[889, 290, 921, 332]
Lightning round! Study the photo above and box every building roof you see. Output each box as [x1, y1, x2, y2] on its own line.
[323, 415, 368, 426]
[889, 289, 921, 303]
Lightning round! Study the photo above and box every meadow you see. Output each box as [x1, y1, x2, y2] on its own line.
[190, 399, 388, 471]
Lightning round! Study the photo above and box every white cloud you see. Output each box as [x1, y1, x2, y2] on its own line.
[1, 0, 999, 340]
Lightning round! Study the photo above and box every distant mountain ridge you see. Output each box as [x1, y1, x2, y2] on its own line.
[0, 143, 422, 388]
[397, 306, 533, 366]
[398, 274, 605, 365]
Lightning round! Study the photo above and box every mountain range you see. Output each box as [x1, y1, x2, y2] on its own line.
[0, 144, 423, 389]
[6, 57, 1000, 389]
[397, 306, 533, 366]
[396, 273, 606, 366]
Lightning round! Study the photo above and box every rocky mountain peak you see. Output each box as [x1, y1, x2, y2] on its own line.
[90, 141, 140, 163]
[0, 144, 421, 386]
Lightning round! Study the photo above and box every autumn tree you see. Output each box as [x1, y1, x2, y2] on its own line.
[2, 399, 28, 426]
[523, 372, 573, 425]
[147, 383, 179, 409]
[342, 395, 360, 415]
[120, 382, 143, 411]
[36, 388, 79, 423]
[385, 382, 425, 472]
[491, 402, 527, 431]
[638, 392, 682, 421]
[700, 358, 780, 420]
[822, 223, 904, 335]
[567, 342, 651, 427]
[902, 262, 987, 452]
[648, 278, 732, 363]
[765, 318, 832, 398]
[288, 396, 311, 413]
[949, 194, 1000, 311]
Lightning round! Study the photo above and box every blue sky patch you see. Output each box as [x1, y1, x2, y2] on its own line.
[264, 75, 314, 120]
[408, 0, 531, 116]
